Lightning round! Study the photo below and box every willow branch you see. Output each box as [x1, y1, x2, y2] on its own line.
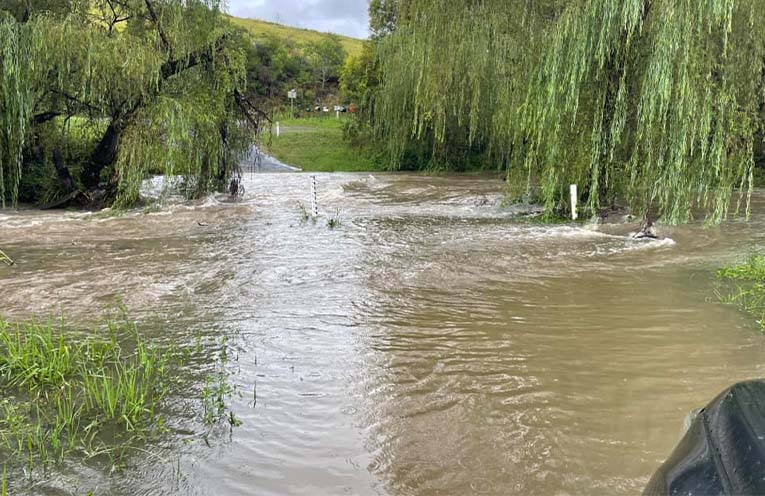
[160, 35, 227, 81]
[33, 112, 61, 124]
[144, 0, 173, 58]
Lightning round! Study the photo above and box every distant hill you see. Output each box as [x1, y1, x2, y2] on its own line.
[228, 16, 366, 57]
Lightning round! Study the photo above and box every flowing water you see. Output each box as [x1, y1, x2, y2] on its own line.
[2, 172, 765, 495]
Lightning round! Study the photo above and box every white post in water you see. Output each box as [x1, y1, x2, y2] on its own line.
[310, 175, 319, 217]
[570, 184, 578, 221]
[276, 121, 280, 138]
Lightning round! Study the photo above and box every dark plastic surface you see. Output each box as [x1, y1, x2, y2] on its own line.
[644, 380, 765, 495]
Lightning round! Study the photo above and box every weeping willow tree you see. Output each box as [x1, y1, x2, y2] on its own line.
[0, 0, 265, 208]
[373, 0, 765, 223]
[373, 1, 558, 170]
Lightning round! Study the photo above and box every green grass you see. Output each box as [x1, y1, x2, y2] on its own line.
[0, 313, 240, 488]
[228, 16, 365, 57]
[716, 254, 765, 329]
[267, 116, 386, 172]
[0, 316, 179, 464]
[0, 250, 12, 266]
[276, 115, 347, 129]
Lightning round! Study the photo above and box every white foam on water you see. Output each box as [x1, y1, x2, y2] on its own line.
[519, 225, 616, 241]
[584, 236, 677, 257]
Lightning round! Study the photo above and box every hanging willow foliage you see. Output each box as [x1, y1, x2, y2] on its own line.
[0, 16, 32, 208]
[0, 0, 261, 208]
[373, 0, 765, 223]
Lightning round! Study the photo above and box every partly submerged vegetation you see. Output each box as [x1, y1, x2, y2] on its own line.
[0, 250, 13, 266]
[0, 313, 240, 490]
[717, 255, 765, 329]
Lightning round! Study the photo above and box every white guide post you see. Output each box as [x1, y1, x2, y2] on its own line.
[336, 110, 340, 119]
[570, 184, 578, 221]
[310, 176, 319, 217]
[276, 122, 280, 138]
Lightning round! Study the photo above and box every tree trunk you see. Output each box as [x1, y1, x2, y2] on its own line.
[80, 35, 227, 200]
[52, 148, 74, 192]
[217, 121, 230, 184]
[83, 118, 122, 189]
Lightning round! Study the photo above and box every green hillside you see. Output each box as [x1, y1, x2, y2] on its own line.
[228, 16, 366, 57]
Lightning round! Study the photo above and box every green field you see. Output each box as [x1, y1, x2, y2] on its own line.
[228, 16, 365, 57]
[266, 116, 385, 172]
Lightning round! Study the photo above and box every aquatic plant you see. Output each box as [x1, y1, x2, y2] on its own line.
[716, 255, 765, 329]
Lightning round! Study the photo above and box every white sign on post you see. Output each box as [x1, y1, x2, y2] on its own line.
[288, 89, 297, 118]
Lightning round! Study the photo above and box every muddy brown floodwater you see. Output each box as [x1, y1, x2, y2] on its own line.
[2, 172, 765, 495]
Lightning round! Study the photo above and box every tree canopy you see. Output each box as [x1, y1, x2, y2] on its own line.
[372, 0, 765, 223]
[0, 0, 264, 208]
[308, 34, 347, 105]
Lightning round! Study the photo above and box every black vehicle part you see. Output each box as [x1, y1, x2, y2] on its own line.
[644, 380, 765, 495]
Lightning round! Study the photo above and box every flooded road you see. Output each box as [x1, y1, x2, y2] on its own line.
[2, 172, 765, 495]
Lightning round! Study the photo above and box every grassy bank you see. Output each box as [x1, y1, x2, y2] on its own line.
[265, 116, 386, 172]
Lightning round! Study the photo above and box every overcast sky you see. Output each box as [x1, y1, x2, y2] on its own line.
[227, 0, 370, 39]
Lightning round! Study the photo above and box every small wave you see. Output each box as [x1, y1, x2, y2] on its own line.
[627, 236, 676, 249]
[341, 175, 388, 194]
[0, 210, 95, 229]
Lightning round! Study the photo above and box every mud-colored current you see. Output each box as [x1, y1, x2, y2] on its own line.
[2, 172, 765, 495]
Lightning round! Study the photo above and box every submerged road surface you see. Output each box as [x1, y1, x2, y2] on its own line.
[2, 172, 765, 495]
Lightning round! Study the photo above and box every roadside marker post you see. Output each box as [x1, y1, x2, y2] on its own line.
[310, 176, 319, 217]
[570, 184, 578, 221]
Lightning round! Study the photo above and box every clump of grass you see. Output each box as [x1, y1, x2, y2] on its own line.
[296, 201, 316, 224]
[326, 209, 342, 229]
[0, 250, 13, 266]
[716, 255, 765, 329]
[201, 337, 234, 426]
